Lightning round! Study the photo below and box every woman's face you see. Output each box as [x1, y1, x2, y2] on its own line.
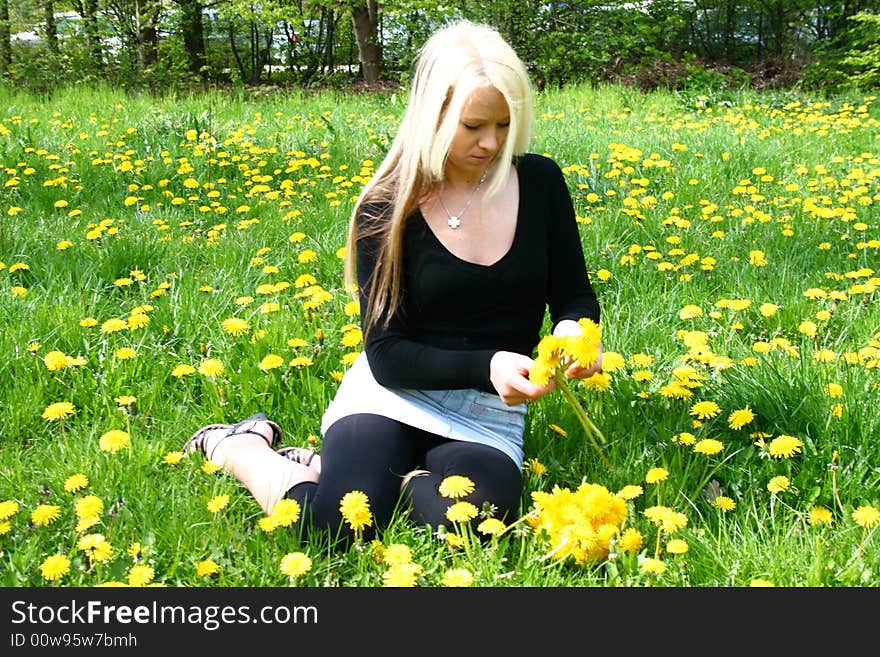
[446, 85, 510, 181]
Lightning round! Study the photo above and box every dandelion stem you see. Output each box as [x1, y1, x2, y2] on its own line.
[553, 372, 612, 470]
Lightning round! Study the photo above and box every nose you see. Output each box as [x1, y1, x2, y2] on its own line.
[478, 126, 501, 152]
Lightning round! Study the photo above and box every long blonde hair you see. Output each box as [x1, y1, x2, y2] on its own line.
[345, 19, 535, 335]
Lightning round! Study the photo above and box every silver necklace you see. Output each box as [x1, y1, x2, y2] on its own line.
[438, 170, 489, 230]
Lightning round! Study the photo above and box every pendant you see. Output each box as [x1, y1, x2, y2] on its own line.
[447, 216, 461, 229]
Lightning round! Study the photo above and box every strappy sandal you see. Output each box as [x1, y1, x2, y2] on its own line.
[185, 412, 283, 462]
[276, 446, 321, 474]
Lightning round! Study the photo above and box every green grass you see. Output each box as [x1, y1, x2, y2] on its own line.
[0, 81, 878, 587]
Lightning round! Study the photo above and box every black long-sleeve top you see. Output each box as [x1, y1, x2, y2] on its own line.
[356, 153, 600, 394]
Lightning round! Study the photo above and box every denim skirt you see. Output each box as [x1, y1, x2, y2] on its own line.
[321, 352, 527, 468]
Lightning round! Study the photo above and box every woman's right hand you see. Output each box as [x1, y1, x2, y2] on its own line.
[489, 351, 555, 406]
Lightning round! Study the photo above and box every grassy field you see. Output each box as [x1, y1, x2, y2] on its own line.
[0, 82, 878, 587]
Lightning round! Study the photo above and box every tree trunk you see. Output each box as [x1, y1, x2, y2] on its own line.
[350, 0, 381, 84]
[136, 0, 159, 68]
[179, 0, 207, 77]
[0, 0, 10, 71]
[81, 0, 105, 70]
[44, 0, 59, 55]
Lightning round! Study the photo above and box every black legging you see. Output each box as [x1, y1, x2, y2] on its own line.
[285, 413, 523, 543]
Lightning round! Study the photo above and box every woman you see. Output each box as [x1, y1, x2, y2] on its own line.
[185, 19, 602, 543]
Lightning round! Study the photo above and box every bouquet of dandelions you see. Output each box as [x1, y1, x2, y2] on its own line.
[529, 318, 611, 470]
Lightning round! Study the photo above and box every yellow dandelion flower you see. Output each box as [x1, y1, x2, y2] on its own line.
[259, 354, 285, 371]
[617, 485, 643, 500]
[64, 473, 89, 494]
[162, 451, 184, 465]
[115, 395, 137, 407]
[749, 578, 775, 587]
[40, 554, 71, 581]
[207, 495, 229, 513]
[727, 407, 755, 430]
[171, 363, 196, 378]
[127, 564, 155, 586]
[442, 568, 474, 587]
[127, 314, 149, 331]
[767, 434, 803, 459]
[76, 515, 101, 532]
[298, 249, 318, 263]
[42, 401, 76, 421]
[0, 500, 20, 520]
[76, 533, 105, 550]
[673, 431, 696, 446]
[689, 400, 721, 419]
[666, 538, 689, 555]
[198, 358, 224, 377]
[643, 505, 689, 533]
[679, 304, 703, 320]
[202, 461, 221, 474]
[11, 286, 27, 298]
[713, 496, 736, 512]
[477, 518, 507, 536]
[221, 317, 250, 336]
[100, 317, 127, 334]
[640, 557, 666, 575]
[438, 475, 475, 499]
[258, 516, 279, 532]
[196, 560, 221, 577]
[288, 356, 314, 368]
[114, 347, 136, 360]
[618, 527, 643, 553]
[31, 504, 62, 526]
[445, 532, 466, 548]
[767, 476, 790, 494]
[808, 506, 833, 526]
[852, 505, 880, 529]
[280, 552, 312, 578]
[382, 544, 413, 567]
[525, 458, 547, 475]
[645, 468, 669, 484]
[693, 438, 724, 456]
[0, 521, 11, 535]
[98, 429, 130, 453]
[548, 423, 568, 437]
[43, 350, 70, 371]
[339, 490, 372, 532]
[382, 562, 422, 587]
[825, 383, 843, 398]
[758, 302, 779, 317]
[445, 501, 479, 523]
[75, 495, 103, 519]
[343, 300, 360, 316]
[798, 320, 817, 337]
[267, 498, 301, 527]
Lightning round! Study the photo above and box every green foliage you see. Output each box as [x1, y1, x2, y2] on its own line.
[839, 13, 880, 90]
[3, 0, 879, 94]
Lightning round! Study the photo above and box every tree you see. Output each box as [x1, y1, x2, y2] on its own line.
[44, 0, 59, 55]
[71, 0, 106, 71]
[0, 0, 11, 72]
[350, 0, 380, 84]
[172, 0, 209, 77]
[105, 0, 161, 69]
